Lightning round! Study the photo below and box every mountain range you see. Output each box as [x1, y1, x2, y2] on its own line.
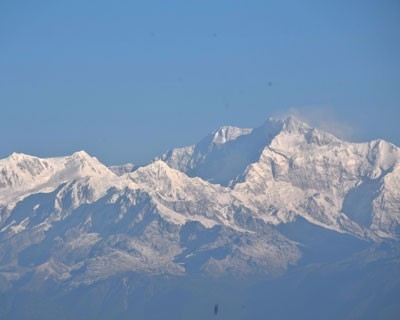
[1, 116, 399, 319]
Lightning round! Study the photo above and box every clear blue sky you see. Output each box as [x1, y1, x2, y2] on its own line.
[1, 0, 399, 165]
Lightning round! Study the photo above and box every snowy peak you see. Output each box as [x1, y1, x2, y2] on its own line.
[265, 116, 340, 151]
[128, 160, 193, 194]
[209, 126, 252, 145]
[155, 115, 400, 237]
[0, 150, 114, 205]
[8, 152, 33, 161]
[0, 153, 52, 189]
[127, 160, 247, 230]
[133, 160, 177, 180]
[367, 139, 400, 172]
[70, 150, 91, 158]
[64, 150, 112, 177]
[157, 126, 252, 169]
[258, 116, 309, 134]
[281, 115, 311, 133]
[158, 116, 341, 186]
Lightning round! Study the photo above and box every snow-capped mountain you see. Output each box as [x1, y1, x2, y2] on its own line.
[0, 151, 115, 206]
[157, 122, 279, 186]
[0, 116, 399, 294]
[161, 116, 400, 237]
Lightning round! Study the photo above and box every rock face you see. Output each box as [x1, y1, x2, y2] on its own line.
[0, 116, 399, 319]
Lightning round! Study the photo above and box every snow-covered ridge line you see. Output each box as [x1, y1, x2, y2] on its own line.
[0, 150, 119, 206]
[158, 116, 400, 237]
[1, 115, 400, 238]
[0, 115, 399, 285]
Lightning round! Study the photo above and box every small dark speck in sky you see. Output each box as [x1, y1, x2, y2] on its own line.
[214, 303, 219, 315]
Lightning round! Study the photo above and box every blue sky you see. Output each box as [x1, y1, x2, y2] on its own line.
[1, 0, 399, 165]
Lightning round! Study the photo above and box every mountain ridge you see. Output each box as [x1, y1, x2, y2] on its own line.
[0, 115, 399, 291]
[1, 115, 400, 320]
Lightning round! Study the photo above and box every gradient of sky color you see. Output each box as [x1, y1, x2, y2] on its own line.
[1, 0, 399, 165]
